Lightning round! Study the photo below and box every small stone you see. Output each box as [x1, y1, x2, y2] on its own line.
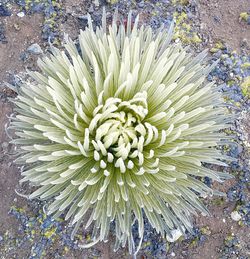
[200, 22, 206, 30]
[78, 15, 89, 21]
[88, 5, 94, 13]
[171, 252, 176, 257]
[138, 1, 145, 8]
[231, 211, 241, 221]
[1, 142, 8, 151]
[0, 235, 3, 242]
[166, 229, 183, 242]
[93, 0, 100, 7]
[27, 43, 43, 55]
[20, 51, 29, 62]
[17, 12, 25, 18]
[31, 3, 44, 13]
[13, 23, 20, 31]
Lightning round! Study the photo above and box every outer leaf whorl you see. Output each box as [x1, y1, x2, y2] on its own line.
[12, 11, 233, 253]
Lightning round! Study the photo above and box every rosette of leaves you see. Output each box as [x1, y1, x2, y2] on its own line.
[11, 11, 233, 254]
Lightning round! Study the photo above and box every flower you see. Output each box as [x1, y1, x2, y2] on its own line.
[11, 11, 232, 254]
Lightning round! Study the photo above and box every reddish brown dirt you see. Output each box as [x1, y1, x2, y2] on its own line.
[0, 101, 26, 233]
[0, 9, 43, 86]
[173, 177, 250, 259]
[179, 211, 250, 259]
[0, 7, 43, 236]
[199, 0, 250, 52]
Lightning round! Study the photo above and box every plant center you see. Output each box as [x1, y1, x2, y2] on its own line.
[87, 92, 159, 174]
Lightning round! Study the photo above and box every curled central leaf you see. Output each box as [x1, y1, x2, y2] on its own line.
[11, 11, 233, 254]
[89, 92, 160, 176]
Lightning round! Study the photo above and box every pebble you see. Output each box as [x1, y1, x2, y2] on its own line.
[166, 229, 183, 242]
[13, 23, 20, 31]
[20, 51, 29, 62]
[88, 5, 94, 13]
[27, 43, 43, 55]
[17, 12, 25, 18]
[0, 235, 3, 242]
[138, 1, 145, 8]
[78, 15, 89, 21]
[31, 3, 44, 13]
[231, 211, 241, 221]
[93, 0, 100, 7]
[1, 142, 9, 151]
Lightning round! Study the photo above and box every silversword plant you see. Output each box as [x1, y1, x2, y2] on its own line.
[11, 11, 233, 254]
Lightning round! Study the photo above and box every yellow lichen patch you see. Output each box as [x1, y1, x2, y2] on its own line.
[172, 0, 190, 5]
[241, 76, 250, 97]
[239, 12, 249, 22]
[210, 48, 219, 53]
[44, 227, 57, 239]
[173, 11, 202, 45]
[106, 0, 119, 3]
[241, 62, 250, 69]
[215, 42, 225, 49]
[210, 42, 225, 53]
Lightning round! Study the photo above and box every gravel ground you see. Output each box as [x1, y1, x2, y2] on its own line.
[0, 0, 250, 258]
